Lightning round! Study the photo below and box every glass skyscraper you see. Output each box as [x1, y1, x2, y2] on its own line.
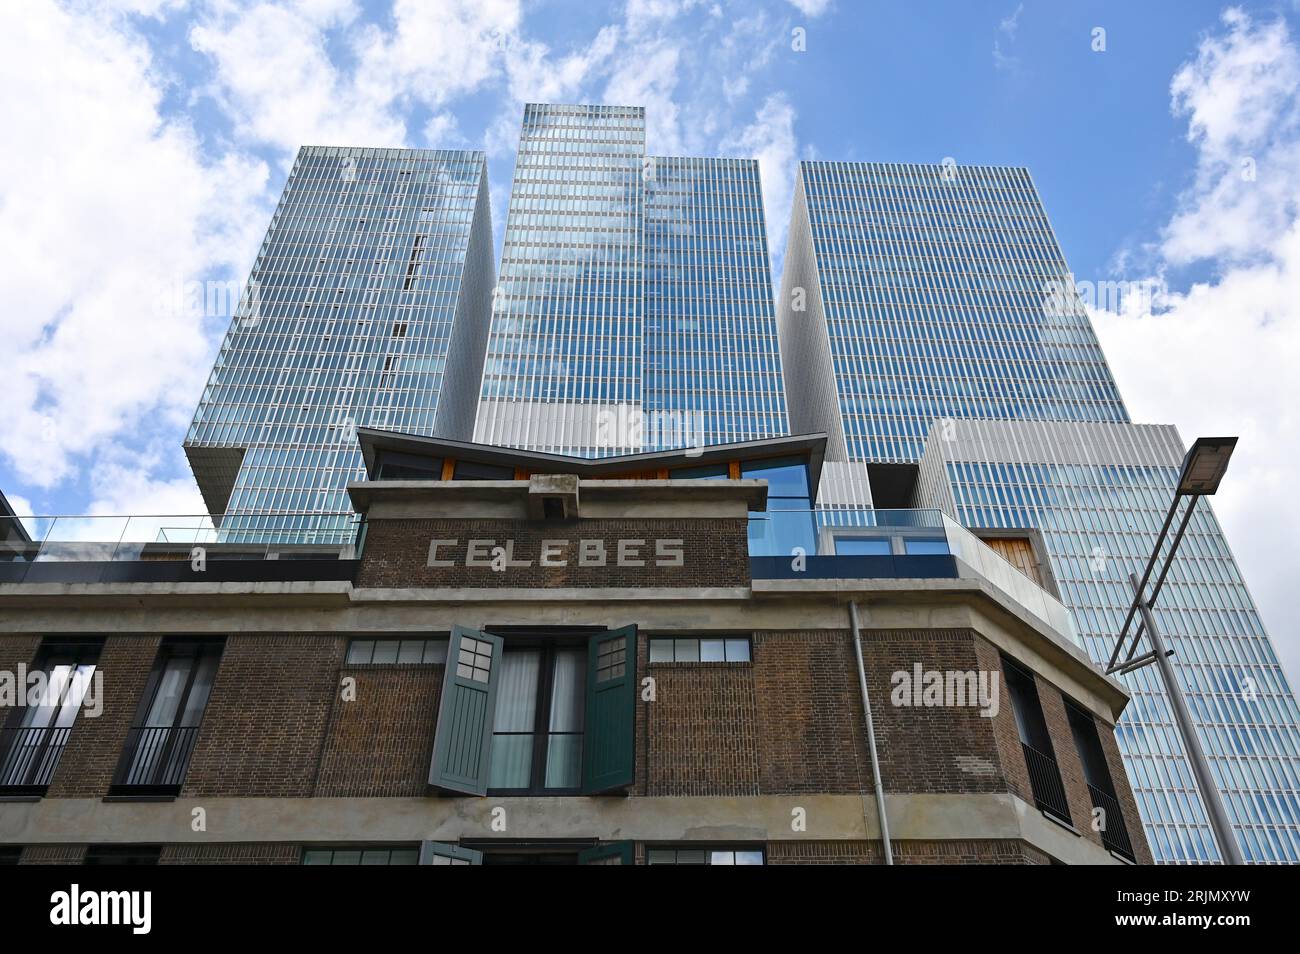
[475, 104, 788, 456]
[777, 160, 1300, 863]
[184, 145, 495, 541]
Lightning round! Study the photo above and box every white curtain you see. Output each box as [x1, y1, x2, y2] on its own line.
[545, 648, 585, 788]
[489, 650, 540, 788]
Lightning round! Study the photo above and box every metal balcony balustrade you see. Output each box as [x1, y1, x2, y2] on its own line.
[1087, 782, 1136, 861]
[111, 725, 203, 792]
[1020, 741, 1073, 824]
[0, 725, 74, 793]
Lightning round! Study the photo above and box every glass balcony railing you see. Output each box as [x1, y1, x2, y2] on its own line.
[0, 513, 362, 584]
[748, 508, 1078, 641]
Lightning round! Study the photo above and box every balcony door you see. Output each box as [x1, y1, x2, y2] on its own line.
[115, 639, 222, 793]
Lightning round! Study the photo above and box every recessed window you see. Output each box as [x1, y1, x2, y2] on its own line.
[647, 847, 764, 865]
[375, 451, 443, 480]
[346, 638, 447, 665]
[302, 846, 418, 866]
[649, 637, 751, 663]
[111, 638, 223, 795]
[0, 638, 102, 795]
[489, 642, 584, 792]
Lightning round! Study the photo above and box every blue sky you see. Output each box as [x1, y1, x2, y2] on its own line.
[1, 0, 1297, 677]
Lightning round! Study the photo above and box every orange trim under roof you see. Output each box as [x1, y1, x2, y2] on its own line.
[440, 459, 455, 481]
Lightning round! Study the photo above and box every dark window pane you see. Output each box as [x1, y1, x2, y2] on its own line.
[376, 452, 442, 480]
[452, 460, 515, 480]
[671, 464, 728, 480]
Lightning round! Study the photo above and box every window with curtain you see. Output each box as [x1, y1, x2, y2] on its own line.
[488, 642, 585, 793]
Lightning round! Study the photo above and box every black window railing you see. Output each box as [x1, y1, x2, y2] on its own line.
[112, 725, 201, 792]
[1021, 741, 1072, 824]
[1087, 782, 1136, 861]
[0, 726, 74, 793]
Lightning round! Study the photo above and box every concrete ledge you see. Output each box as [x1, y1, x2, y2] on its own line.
[0, 793, 1124, 864]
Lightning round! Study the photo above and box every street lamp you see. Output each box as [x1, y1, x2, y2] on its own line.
[1105, 436, 1245, 865]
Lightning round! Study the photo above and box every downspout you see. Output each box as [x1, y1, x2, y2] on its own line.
[849, 600, 893, 864]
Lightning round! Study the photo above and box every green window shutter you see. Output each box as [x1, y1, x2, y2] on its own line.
[581, 625, 637, 793]
[428, 626, 503, 795]
[578, 841, 634, 865]
[419, 841, 482, 865]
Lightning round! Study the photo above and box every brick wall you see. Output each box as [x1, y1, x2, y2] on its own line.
[753, 630, 869, 794]
[159, 843, 300, 864]
[19, 844, 87, 864]
[0, 634, 42, 676]
[863, 629, 1006, 795]
[315, 663, 441, 797]
[181, 635, 344, 798]
[47, 635, 161, 798]
[644, 660, 760, 795]
[765, 839, 1049, 865]
[892, 839, 1051, 865]
[356, 517, 748, 589]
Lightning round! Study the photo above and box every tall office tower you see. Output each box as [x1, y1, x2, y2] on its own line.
[184, 146, 495, 541]
[475, 104, 788, 455]
[777, 160, 1300, 863]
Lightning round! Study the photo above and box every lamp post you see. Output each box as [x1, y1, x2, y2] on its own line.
[1105, 437, 1246, 865]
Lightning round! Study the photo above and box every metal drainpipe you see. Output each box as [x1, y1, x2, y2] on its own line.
[849, 600, 892, 864]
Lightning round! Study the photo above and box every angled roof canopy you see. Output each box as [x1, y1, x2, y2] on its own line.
[354, 427, 828, 497]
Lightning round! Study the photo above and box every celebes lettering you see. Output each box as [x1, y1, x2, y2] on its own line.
[427, 538, 685, 569]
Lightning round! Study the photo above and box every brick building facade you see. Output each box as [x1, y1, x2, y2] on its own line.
[0, 434, 1150, 865]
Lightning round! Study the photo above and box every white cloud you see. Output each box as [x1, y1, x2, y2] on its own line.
[604, 39, 683, 152]
[0, 1, 268, 491]
[422, 112, 463, 147]
[993, 3, 1024, 72]
[190, 1, 407, 154]
[785, 0, 832, 17]
[1092, 8, 1300, 684]
[720, 93, 799, 271]
[999, 3, 1024, 38]
[3, 494, 34, 519]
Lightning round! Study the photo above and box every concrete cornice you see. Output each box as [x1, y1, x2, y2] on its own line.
[0, 792, 1125, 865]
